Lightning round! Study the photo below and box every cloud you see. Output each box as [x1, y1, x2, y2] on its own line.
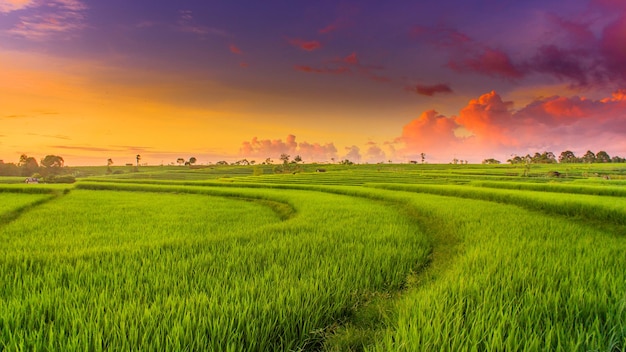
[396, 89, 626, 162]
[229, 44, 242, 54]
[405, 83, 453, 97]
[342, 52, 358, 64]
[530, 45, 589, 86]
[240, 134, 337, 162]
[6, 0, 87, 40]
[294, 65, 350, 75]
[27, 133, 71, 140]
[297, 141, 338, 161]
[288, 38, 322, 51]
[415, 9, 626, 87]
[600, 14, 626, 83]
[448, 48, 524, 80]
[177, 10, 228, 37]
[50, 145, 155, 153]
[398, 110, 460, 152]
[319, 23, 338, 34]
[0, 0, 36, 13]
[343, 145, 361, 163]
[365, 143, 387, 163]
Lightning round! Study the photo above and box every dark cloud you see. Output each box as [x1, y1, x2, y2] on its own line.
[405, 83, 453, 96]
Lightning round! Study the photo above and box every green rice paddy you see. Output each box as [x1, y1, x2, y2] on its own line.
[1, 163, 625, 351]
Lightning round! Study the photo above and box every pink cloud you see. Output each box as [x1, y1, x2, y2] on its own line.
[343, 52, 358, 64]
[396, 89, 626, 162]
[229, 44, 242, 54]
[601, 14, 626, 82]
[288, 38, 322, 51]
[0, 0, 36, 13]
[448, 48, 525, 80]
[405, 83, 453, 97]
[343, 145, 362, 163]
[7, 0, 87, 40]
[240, 135, 338, 162]
[319, 23, 338, 34]
[294, 65, 351, 75]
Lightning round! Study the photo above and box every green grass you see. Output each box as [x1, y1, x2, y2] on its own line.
[1, 162, 625, 350]
[0, 187, 429, 351]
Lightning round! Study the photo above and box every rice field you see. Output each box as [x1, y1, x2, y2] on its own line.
[1, 163, 625, 351]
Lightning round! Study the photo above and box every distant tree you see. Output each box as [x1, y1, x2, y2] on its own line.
[0, 161, 19, 176]
[189, 157, 197, 165]
[507, 155, 523, 164]
[264, 157, 272, 165]
[215, 160, 229, 166]
[611, 156, 625, 163]
[482, 158, 501, 164]
[250, 160, 256, 165]
[340, 159, 353, 165]
[41, 155, 64, 168]
[420, 152, 426, 164]
[596, 151, 611, 163]
[18, 154, 39, 176]
[582, 150, 596, 163]
[294, 155, 302, 163]
[107, 158, 114, 167]
[452, 158, 459, 165]
[280, 154, 290, 165]
[136, 154, 141, 167]
[558, 150, 578, 163]
[177, 158, 185, 166]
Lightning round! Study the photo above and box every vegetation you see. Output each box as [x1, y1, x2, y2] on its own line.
[0, 162, 625, 350]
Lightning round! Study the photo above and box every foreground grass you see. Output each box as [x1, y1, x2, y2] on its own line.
[0, 187, 429, 351]
[365, 192, 626, 351]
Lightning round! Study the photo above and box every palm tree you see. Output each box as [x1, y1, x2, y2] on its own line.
[136, 154, 141, 166]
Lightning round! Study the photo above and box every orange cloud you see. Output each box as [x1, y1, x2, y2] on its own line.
[397, 89, 626, 162]
[288, 38, 322, 51]
[455, 91, 516, 145]
[399, 110, 459, 151]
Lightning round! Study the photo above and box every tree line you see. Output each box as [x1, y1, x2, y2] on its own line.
[482, 150, 625, 165]
[0, 154, 75, 182]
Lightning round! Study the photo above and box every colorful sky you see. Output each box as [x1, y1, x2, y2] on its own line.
[1, 0, 625, 165]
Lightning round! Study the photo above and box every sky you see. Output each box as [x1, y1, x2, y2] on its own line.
[1, 0, 625, 165]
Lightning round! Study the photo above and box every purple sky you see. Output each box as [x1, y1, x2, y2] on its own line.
[1, 0, 625, 165]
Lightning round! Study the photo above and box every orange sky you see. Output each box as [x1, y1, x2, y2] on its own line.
[2, 0, 626, 165]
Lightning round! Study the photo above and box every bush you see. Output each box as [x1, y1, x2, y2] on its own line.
[44, 175, 76, 184]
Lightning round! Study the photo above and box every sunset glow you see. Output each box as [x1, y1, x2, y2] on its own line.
[1, 0, 625, 165]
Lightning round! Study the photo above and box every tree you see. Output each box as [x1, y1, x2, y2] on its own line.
[264, 157, 273, 165]
[420, 152, 426, 164]
[582, 150, 596, 163]
[189, 157, 197, 165]
[294, 155, 302, 163]
[41, 155, 64, 168]
[18, 154, 39, 176]
[482, 158, 501, 164]
[176, 158, 185, 166]
[107, 158, 114, 167]
[280, 153, 290, 165]
[558, 150, 578, 163]
[136, 154, 141, 166]
[596, 151, 611, 163]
